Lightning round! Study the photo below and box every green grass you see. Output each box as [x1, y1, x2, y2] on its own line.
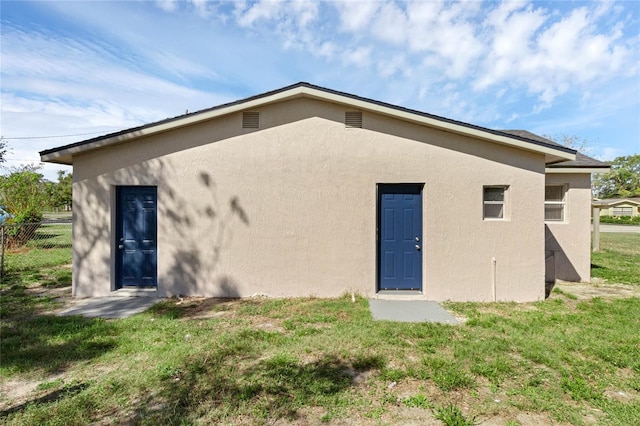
[592, 233, 640, 284]
[2, 223, 72, 276]
[1, 233, 639, 425]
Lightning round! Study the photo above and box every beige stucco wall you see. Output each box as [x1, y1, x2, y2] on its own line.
[72, 97, 546, 301]
[545, 173, 592, 282]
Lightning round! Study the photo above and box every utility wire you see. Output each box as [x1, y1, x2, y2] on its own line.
[3, 130, 120, 140]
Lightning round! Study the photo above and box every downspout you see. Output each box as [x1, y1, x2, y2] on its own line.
[491, 257, 497, 301]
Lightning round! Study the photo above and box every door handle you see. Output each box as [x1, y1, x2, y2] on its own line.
[415, 244, 421, 250]
[118, 244, 124, 249]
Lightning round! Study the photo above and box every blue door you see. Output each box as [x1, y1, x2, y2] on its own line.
[378, 184, 423, 291]
[116, 186, 157, 288]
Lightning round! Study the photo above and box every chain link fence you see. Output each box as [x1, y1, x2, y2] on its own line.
[0, 220, 72, 279]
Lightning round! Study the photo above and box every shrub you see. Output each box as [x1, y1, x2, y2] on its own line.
[598, 215, 640, 225]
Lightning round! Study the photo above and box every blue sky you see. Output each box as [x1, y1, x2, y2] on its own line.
[1, 0, 639, 181]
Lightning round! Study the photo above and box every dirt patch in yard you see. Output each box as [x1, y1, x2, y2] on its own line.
[552, 280, 640, 300]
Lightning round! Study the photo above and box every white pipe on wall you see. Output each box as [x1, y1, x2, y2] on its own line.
[492, 257, 497, 301]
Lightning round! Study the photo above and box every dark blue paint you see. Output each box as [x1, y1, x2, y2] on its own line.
[116, 186, 157, 288]
[378, 184, 423, 291]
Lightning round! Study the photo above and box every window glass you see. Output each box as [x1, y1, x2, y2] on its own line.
[545, 186, 564, 202]
[545, 205, 564, 221]
[484, 187, 504, 202]
[545, 185, 566, 222]
[483, 186, 507, 219]
[484, 203, 504, 219]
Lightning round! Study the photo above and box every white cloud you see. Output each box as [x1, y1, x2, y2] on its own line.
[371, 2, 407, 45]
[235, 0, 283, 27]
[156, 0, 178, 13]
[377, 54, 409, 78]
[189, 0, 216, 18]
[334, 1, 380, 32]
[342, 46, 372, 68]
[475, 2, 634, 105]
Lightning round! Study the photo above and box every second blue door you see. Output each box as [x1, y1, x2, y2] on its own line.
[116, 186, 157, 288]
[378, 184, 423, 291]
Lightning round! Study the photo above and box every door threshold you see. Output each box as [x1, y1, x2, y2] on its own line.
[111, 287, 158, 297]
[374, 290, 429, 300]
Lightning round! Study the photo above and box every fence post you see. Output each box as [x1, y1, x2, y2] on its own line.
[1, 225, 5, 279]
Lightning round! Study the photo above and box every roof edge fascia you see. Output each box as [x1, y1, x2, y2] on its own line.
[602, 199, 640, 206]
[545, 167, 610, 174]
[40, 86, 307, 163]
[298, 87, 574, 160]
[41, 83, 576, 163]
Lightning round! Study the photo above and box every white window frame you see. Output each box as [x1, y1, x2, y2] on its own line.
[545, 185, 566, 222]
[483, 186, 508, 220]
[612, 207, 633, 217]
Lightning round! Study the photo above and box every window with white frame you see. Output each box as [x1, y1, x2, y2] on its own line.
[612, 207, 633, 216]
[483, 186, 508, 220]
[545, 185, 566, 222]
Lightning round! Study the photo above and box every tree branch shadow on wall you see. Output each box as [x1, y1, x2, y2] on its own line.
[160, 170, 250, 297]
[74, 157, 249, 299]
[544, 224, 581, 298]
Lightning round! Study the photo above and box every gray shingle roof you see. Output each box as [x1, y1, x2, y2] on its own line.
[40, 82, 576, 159]
[501, 130, 609, 169]
[596, 197, 640, 205]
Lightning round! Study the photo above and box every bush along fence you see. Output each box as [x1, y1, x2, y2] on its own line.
[0, 220, 72, 279]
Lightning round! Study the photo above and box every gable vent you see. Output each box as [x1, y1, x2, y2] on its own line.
[345, 111, 362, 128]
[242, 111, 260, 129]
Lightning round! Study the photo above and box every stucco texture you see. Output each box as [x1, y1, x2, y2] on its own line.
[72, 98, 547, 302]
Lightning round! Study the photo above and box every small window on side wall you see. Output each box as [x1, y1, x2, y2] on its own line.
[545, 185, 566, 222]
[483, 186, 508, 220]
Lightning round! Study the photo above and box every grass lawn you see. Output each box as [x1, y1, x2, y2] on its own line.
[591, 233, 640, 285]
[0, 234, 638, 425]
[2, 223, 72, 275]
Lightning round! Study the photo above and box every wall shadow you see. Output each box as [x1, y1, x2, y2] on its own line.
[544, 224, 581, 297]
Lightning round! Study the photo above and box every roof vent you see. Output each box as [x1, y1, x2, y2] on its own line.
[242, 111, 260, 129]
[345, 111, 362, 128]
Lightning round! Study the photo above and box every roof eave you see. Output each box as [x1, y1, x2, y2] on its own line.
[545, 167, 611, 174]
[298, 86, 575, 161]
[40, 83, 577, 164]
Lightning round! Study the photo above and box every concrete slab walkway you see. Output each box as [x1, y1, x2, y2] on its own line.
[368, 299, 459, 324]
[57, 296, 162, 319]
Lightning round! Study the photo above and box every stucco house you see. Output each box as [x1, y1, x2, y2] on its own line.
[40, 82, 609, 302]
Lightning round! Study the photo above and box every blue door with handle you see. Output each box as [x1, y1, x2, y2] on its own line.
[378, 184, 423, 291]
[116, 186, 157, 288]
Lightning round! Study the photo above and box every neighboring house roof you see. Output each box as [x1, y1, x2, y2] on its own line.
[501, 130, 610, 173]
[596, 198, 640, 206]
[40, 82, 577, 165]
[545, 152, 610, 173]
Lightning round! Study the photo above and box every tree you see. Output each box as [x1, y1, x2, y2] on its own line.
[0, 165, 47, 247]
[543, 134, 591, 153]
[0, 137, 7, 164]
[47, 170, 72, 210]
[0, 164, 47, 224]
[592, 155, 640, 198]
